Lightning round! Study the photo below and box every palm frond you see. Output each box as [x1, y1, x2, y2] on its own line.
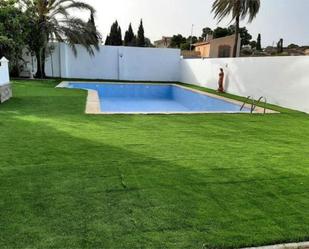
[212, 0, 260, 23]
[66, 1, 95, 13]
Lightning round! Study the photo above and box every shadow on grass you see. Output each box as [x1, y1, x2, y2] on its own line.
[0, 112, 308, 249]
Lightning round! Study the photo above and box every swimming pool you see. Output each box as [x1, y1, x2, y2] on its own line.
[67, 82, 251, 114]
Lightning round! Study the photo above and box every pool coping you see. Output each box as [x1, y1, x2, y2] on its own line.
[56, 81, 278, 115]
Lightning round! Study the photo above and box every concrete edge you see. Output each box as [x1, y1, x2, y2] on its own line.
[55, 81, 279, 115]
[85, 90, 100, 114]
[55, 81, 101, 114]
[55, 81, 69, 88]
[242, 241, 309, 249]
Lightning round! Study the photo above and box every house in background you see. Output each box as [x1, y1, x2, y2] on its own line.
[193, 34, 241, 58]
[154, 37, 172, 48]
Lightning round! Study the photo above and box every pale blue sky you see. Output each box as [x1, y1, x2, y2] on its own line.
[84, 0, 309, 46]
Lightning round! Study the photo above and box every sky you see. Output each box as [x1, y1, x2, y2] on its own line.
[82, 0, 309, 46]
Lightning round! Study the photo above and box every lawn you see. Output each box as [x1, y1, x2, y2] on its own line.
[0, 79, 308, 249]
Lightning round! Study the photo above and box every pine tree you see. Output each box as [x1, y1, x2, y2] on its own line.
[124, 23, 135, 46]
[137, 19, 145, 47]
[256, 33, 262, 51]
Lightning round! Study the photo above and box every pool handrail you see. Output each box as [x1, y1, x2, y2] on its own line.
[252, 96, 267, 114]
[240, 96, 256, 113]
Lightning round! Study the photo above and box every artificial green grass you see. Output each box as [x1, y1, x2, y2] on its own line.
[0, 79, 308, 249]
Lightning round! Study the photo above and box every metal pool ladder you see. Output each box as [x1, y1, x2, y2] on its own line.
[240, 96, 267, 114]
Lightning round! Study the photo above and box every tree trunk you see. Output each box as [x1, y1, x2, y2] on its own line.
[35, 51, 42, 78]
[42, 47, 46, 78]
[35, 49, 46, 79]
[233, 15, 240, 58]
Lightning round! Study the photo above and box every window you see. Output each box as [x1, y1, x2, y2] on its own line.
[218, 45, 231, 58]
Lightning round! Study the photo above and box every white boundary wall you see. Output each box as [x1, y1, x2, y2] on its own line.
[180, 56, 309, 113]
[0, 57, 12, 103]
[42, 43, 180, 82]
[0, 57, 10, 85]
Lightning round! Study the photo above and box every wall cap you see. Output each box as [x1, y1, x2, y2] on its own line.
[0, 57, 9, 62]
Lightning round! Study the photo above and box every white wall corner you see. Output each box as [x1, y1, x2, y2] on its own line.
[0, 56, 11, 102]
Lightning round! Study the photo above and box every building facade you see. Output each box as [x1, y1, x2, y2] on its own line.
[193, 34, 241, 58]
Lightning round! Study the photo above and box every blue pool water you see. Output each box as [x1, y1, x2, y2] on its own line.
[69, 83, 250, 113]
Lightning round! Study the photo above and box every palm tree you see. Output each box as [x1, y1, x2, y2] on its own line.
[212, 0, 260, 57]
[20, 0, 101, 78]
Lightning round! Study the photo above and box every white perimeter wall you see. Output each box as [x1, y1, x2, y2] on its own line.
[0, 57, 10, 86]
[180, 56, 309, 113]
[43, 43, 180, 82]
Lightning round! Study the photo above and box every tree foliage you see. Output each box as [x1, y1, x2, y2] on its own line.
[213, 27, 231, 39]
[169, 35, 199, 50]
[144, 38, 154, 47]
[0, 0, 29, 75]
[287, 43, 299, 49]
[0, 36, 14, 58]
[250, 40, 257, 49]
[170, 34, 187, 49]
[201, 27, 213, 39]
[228, 26, 252, 47]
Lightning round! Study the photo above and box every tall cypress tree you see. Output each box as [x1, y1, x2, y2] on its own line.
[105, 20, 122, 46]
[105, 35, 110, 45]
[256, 33, 262, 51]
[277, 38, 284, 53]
[87, 13, 100, 45]
[117, 26, 122, 45]
[124, 23, 135, 46]
[137, 19, 145, 47]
